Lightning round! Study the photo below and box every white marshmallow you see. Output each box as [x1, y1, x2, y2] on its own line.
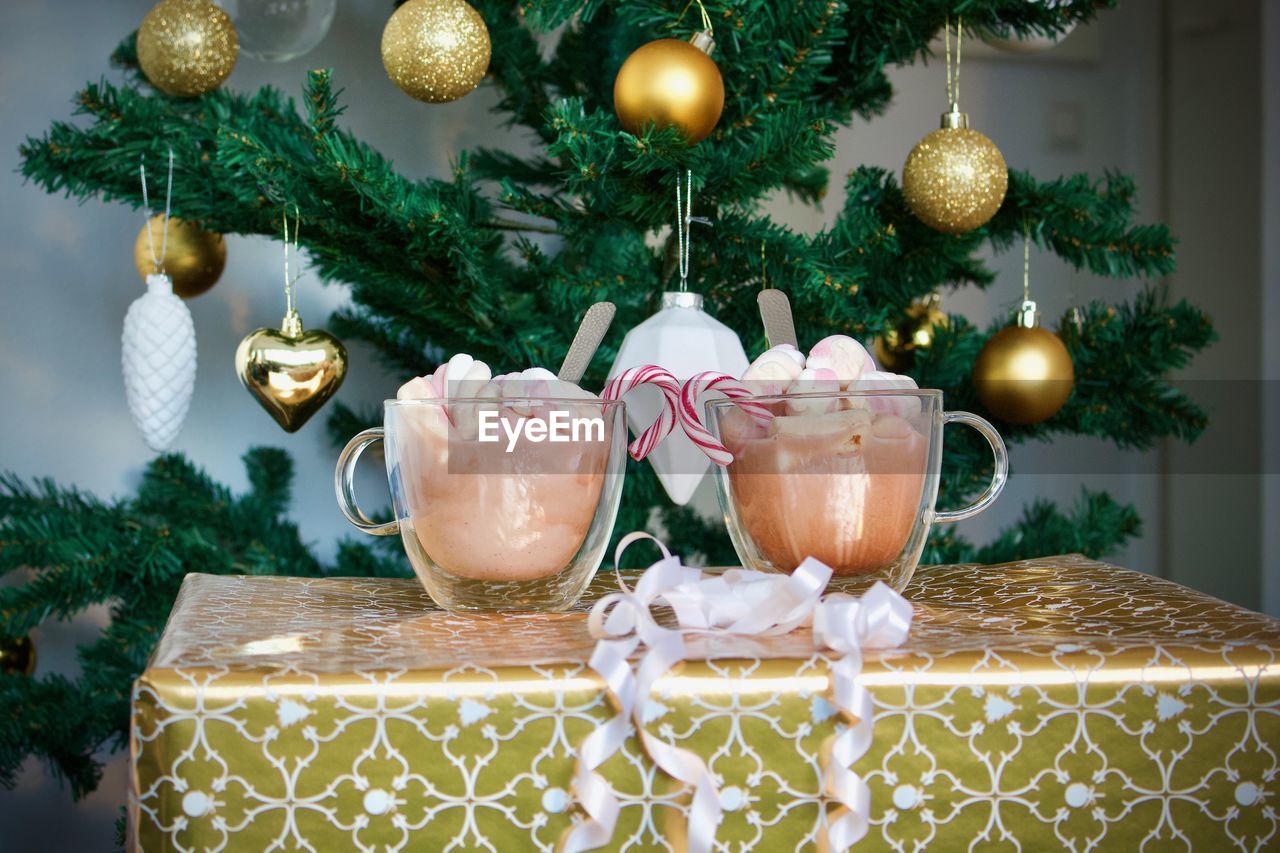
[769, 406, 871, 439]
[437, 353, 493, 399]
[398, 357, 598, 434]
[773, 343, 807, 367]
[743, 345, 806, 396]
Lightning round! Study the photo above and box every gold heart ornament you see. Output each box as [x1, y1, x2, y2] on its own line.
[235, 311, 348, 433]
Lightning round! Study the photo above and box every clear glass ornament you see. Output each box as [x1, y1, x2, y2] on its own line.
[223, 0, 336, 62]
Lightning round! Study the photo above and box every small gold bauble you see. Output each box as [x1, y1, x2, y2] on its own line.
[137, 0, 239, 97]
[614, 37, 725, 144]
[235, 311, 348, 432]
[381, 0, 491, 104]
[874, 294, 948, 372]
[903, 113, 1008, 235]
[134, 216, 227, 299]
[973, 316, 1075, 425]
[0, 635, 36, 677]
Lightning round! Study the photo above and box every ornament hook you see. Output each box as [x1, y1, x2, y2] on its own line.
[139, 148, 175, 275]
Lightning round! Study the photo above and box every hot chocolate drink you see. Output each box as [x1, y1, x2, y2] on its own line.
[392, 404, 610, 582]
[720, 406, 928, 575]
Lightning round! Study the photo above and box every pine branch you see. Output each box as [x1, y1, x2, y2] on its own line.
[0, 451, 401, 794]
[925, 488, 1143, 565]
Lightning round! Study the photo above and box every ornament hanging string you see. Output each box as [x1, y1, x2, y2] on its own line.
[675, 170, 711, 292]
[139, 149, 175, 273]
[760, 239, 768, 290]
[945, 16, 963, 110]
[1023, 225, 1031, 304]
[282, 205, 302, 320]
[674, 0, 713, 34]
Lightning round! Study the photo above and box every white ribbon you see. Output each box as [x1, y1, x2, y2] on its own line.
[562, 533, 913, 853]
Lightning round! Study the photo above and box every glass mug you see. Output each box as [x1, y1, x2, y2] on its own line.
[336, 397, 627, 611]
[705, 390, 1007, 592]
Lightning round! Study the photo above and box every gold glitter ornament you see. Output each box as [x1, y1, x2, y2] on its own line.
[903, 108, 1008, 234]
[134, 216, 227, 299]
[381, 0, 491, 104]
[0, 635, 36, 677]
[137, 0, 239, 97]
[973, 300, 1074, 425]
[874, 292, 948, 372]
[613, 30, 724, 145]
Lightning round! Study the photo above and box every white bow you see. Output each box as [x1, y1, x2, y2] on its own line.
[562, 533, 913, 853]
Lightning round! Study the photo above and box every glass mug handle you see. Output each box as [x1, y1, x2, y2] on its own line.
[934, 411, 1009, 524]
[334, 428, 400, 536]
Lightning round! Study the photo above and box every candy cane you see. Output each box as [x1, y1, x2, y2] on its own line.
[678, 372, 774, 465]
[602, 365, 681, 461]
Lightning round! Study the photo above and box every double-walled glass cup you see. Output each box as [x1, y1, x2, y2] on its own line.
[705, 390, 1007, 593]
[336, 397, 627, 611]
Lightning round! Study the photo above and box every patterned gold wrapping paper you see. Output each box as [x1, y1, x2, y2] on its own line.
[129, 555, 1280, 851]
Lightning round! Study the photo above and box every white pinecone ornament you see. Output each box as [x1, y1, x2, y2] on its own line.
[122, 274, 197, 451]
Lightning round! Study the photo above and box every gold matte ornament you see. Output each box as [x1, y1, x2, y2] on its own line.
[0, 635, 36, 677]
[614, 35, 724, 144]
[134, 216, 226, 299]
[973, 300, 1074, 425]
[136, 0, 239, 97]
[874, 292, 948, 372]
[903, 111, 1008, 234]
[381, 0, 491, 103]
[235, 310, 347, 433]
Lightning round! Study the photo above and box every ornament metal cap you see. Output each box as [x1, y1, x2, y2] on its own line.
[689, 29, 716, 56]
[1016, 299, 1040, 329]
[1066, 305, 1085, 335]
[941, 104, 970, 129]
[662, 291, 705, 310]
[281, 309, 304, 338]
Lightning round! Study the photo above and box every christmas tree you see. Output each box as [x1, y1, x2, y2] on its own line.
[5, 0, 1212, 799]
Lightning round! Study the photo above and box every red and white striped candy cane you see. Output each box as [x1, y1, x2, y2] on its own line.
[678, 372, 774, 466]
[602, 365, 681, 461]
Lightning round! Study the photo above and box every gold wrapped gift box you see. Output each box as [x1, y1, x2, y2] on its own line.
[130, 555, 1280, 850]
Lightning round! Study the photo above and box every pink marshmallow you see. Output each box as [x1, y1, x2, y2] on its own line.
[807, 335, 875, 389]
[851, 370, 921, 419]
[785, 366, 842, 415]
[397, 375, 440, 400]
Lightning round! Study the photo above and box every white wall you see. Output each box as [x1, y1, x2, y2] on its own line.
[0, 0, 1252, 845]
[1264, 0, 1280, 617]
[1162, 0, 1263, 609]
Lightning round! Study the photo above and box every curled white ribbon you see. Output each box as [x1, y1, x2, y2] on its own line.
[562, 533, 913, 853]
